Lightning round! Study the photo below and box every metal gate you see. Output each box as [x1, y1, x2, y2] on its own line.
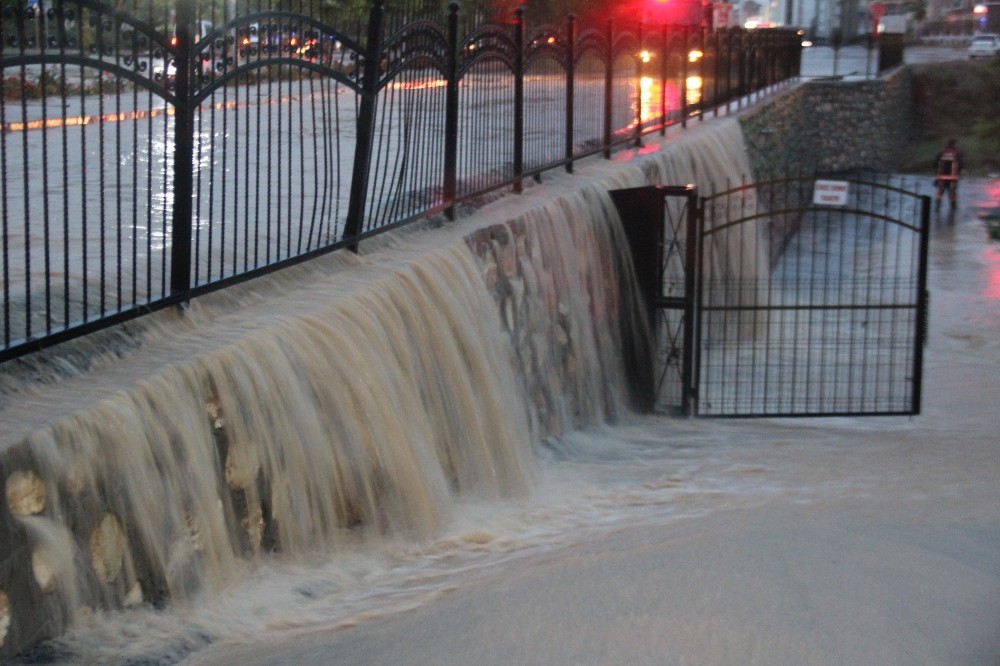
[612, 175, 930, 418]
[611, 185, 699, 415]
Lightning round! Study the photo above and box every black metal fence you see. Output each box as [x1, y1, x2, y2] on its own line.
[0, 0, 802, 363]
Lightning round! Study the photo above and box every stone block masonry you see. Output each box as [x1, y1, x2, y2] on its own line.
[737, 68, 916, 263]
[740, 68, 916, 178]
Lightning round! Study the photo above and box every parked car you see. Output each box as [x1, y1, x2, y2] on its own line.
[153, 59, 177, 85]
[968, 33, 1000, 59]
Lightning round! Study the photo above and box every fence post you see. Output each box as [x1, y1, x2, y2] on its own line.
[659, 24, 668, 135]
[634, 22, 643, 148]
[513, 7, 524, 194]
[722, 30, 731, 107]
[169, 0, 195, 297]
[603, 18, 613, 158]
[681, 26, 689, 129]
[730, 29, 738, 106]
[738, 29, 748, 104]
[344, 0, 385, 248]
[768, 31, 776, 88]
[565, 14, 576, 173]
[697, 27, 706, 121]
[712, 28, 721, 116]
[444, 1, 459, 218]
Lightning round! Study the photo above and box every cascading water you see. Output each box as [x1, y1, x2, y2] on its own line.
[0, 117, 761, 661]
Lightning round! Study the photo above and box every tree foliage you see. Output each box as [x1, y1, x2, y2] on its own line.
[907, 59, 1000, 173]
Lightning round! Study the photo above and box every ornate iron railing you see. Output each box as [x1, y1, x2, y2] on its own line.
[0, 0, 802, 363]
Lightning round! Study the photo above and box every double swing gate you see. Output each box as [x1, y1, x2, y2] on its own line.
[612, 175, 931, 418]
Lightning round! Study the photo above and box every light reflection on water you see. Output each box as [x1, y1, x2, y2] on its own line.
[2, 77, 668, 343]
[983, 246, 1000, 301]
[685, 75, 702, 107]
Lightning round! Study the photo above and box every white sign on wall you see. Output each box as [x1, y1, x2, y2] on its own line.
[813, 180, 850, 206]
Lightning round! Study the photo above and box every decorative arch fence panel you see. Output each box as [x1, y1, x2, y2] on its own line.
[0, 0, 801, 363]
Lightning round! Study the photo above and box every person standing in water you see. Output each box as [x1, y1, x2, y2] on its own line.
[934, 139, 963, 208]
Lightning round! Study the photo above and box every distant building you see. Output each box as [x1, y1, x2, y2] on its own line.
[764, 0, 866, 41]
[922, 0, 999, 34]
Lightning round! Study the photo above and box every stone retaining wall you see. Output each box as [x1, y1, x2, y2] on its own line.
[740, 67, 915, 178]
[738, 67, 915, 261]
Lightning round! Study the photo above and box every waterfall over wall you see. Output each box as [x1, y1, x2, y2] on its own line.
[0, 117, 759, 659]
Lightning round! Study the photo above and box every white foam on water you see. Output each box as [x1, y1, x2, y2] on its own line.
[1, 116, 772, 664]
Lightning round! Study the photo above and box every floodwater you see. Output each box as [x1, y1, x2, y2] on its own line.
[183, 182, 1000, 666]
[9, 169, 999, 665]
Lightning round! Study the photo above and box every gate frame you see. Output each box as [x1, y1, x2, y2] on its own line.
[612, 175, 931, 418]
[612, 184, 699, 415]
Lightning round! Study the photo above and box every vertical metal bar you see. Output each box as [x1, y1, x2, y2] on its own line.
[603, 18, 613, 158]
[368, 70, 388, 230]
[98, 45, 108, 316]
[726, 29, 734, 110]
[268, 57, 280, 263]
[680, 27, 688, 129]
[753, 30, 761, 97]
[910, 196, 930, 414]
[314, 77, 330, 248]
[344, 0, 386, 248]
[113, 29, 124, 312]
[513, 7, 524, 193]
[57, 1, 70, 325]
[697, 27, 706, 121]
[634, 22, 643, 148]
[691, 193, 707, 415]
[766, 31, 775, 88]
[725, 181, 737, 412]
[0, 80, 7, 346]
[794, 34, 803, 78]
[745, 30, 754, 101]
[39, 33, 53, 331]
[659, 24, 667, 134]
[248, 61, 258, 272]
[1, 18, 12, 345]
[148, 5, 161, 297]
[20, 24, 36, 337]
[682, 185, 699, 416]
[293, 55, 305, 252]
[712, 28, 720, 117]
[736, 30, 745, 108]
[215, 36, 231, 280]
[859, 180, 876, 409]
[443, 1, 459, 217]
[128, 10, 140, 301]
[170, 0, 196, 297]
[565, 14, 575, 173]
